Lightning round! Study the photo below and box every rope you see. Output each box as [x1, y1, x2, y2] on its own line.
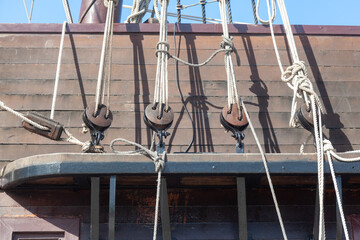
[200, 0, 206, 23]
[62, 0, 73, 23]
[0, 100, 90, 151]
[23, 0, 35, 23]
[262, 0, 358, 238]
[256, 0, 276, 25]
[226, 0, 232, 24]
[251, 0, 258, 24]
[95, 0, 116, 115]
[126, 0, 151, 23]
[0, 100, 49, 131]
[176, 0, 181, 23]
[218, 0, 240, 111]
[153, 0, 170, 114]
[110, 137, 166, 240]
[241, 100, 288, 240]
[50, 21, 67, 120]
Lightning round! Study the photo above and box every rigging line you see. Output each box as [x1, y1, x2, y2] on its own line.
[256, 0, 276, 25]
[226, 0, 232, 24]
[62, 0, 73, 23]
[176, 0, 181, 23]
[23, 0, 34, 23]
[123, 5, 249, 24]
[251, 0, 258, 24]
[95, 0, 115, 114]
[241, 99, 288, 240]
[218, 0, 239, 110]
[201, 0, 206, 24]
[173, 23, 195, 152]
[50, 21, 67, 120]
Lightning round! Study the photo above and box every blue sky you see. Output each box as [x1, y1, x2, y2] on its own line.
[1, 0, 360, 25]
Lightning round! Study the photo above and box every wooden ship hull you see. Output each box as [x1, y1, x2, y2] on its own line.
[1, 2, 360, 239]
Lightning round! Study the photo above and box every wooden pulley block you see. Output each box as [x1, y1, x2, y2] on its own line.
[22, 111, 64, 141]
[84, 102, 113, 131]
[144, 104, 174, 131]
[296, 103, 314, 132]
[221, 104, 248, 132]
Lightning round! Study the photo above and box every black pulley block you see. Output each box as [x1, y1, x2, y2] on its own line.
[296, 104, 314, 133]
[144, 103, 174, 132]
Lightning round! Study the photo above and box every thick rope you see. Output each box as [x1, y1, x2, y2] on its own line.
[218, 0, 240, 111]
[110, 137, 165, 240]
[23, 0, 35, 23]
[0, 100, 90, 151]
[200, 0, 206, 24]
[256, 0, 276, 25]
[126, 0, 151, 23]
[262, 0, 357, 238]
[241, 100, 288, 240]
[95, 0, 116, 114]
[0, 100, 49, 131]
[153, 0, 170, 113]
[50, 21, 67, 120]
[62, 0, 73, 23]
[251, 0, 258, 24]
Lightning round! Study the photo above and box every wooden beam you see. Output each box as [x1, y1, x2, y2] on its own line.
[3, 153, 360, 189]
[237, 177, 247, 240]
[109, 175, 116, 240]
[90, 177, 100, 240]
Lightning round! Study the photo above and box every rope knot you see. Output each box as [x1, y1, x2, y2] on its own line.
[281, 61, 308, 83]
[176, 4, 183, 10]
[220, 36, 235, 52]
[154, 151, 166, 172]
[155, 41, 170, 58]
[323, 139, 334, 153]
[200, 0, 206, 5]
[104, 0, 119, 7]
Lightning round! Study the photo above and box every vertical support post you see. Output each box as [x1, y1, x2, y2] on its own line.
[161, 177, 172, 240]
[336, 176, 343, 240]
[109, 175, 117, 240]
[237, 177, 247, 240]
[312, 186, 320, 240]
[90, 177, 100, 240]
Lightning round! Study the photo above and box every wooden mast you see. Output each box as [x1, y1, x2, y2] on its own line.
[79, 0, 122, 23]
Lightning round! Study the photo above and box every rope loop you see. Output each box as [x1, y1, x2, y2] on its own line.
[155, 41, 170, 58]
[281, 61, 307, 83]
[220, 35, 235, 52]
[323, 139, 334, 153]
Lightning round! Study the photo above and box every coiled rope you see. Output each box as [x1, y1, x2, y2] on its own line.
[126, 0, 151, 23]
[259, 0, 360, 238]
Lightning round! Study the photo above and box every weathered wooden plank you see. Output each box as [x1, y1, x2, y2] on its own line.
[1, 95, 359, 114]
[2, 34, 360, 51]
[1, 110, 360, 130]
[2, 79, 360, 98]
[1, 63, 359, 82]
[2, 47, 360, 70]
[1, 127, 359, 146]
